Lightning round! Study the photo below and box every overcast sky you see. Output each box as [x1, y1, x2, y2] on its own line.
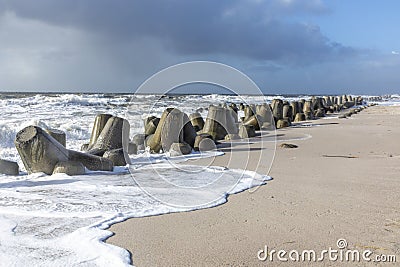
[0, 0, 399, 94]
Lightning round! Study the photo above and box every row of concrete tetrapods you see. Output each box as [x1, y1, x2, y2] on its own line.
[0, 95, 374, 176]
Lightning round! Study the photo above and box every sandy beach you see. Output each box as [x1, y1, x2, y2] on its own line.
[107, 105, 400, 266]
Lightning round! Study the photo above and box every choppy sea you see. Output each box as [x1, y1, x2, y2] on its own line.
[0, 93, 397, 266]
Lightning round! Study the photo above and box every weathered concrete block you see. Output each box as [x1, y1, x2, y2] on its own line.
[314, 108, 325, 117]
[145, 134, 154, 148]
[294, 113, 306, 122]
[182, 113, 197, 148]
[228, 104, 239, 123]
[146, 108, 196, 153]
[15, 126, 69, 175]
[271, 99, 283, 122]
[311, 96, 324, 111]
[148, 108, 175, 153]
[0, 159, 19, 175]
[224, 133, 240, 141]
[132, 134, 146, 150]
[304, 112, 313, 120]
[160, 109, 185, 152]
[89, 114, 113, 148]
[238, 125, 256, 138]
[169, 142, 192, 156]
[45, 129, 66, 147]
[203, 106, 237, 140]
[194, 134, 216, 152]
[303, 100, 314, 120]
[203, 106, 226, 140]
[303, 100, 313, 113]
[323, 96, 332, 107]
[256, 104, 274, 129]
[15, 126, 114, 174]
[189, 112, 205, 132]
[244, 114, 263, 130]
[128, 142, 138, 154]
[290, 101, 300, 117]
[343, 101, 355, 109]
[244, 105, 255, 121]
[53, 161, 85, 176]
[88, 116, 130, 156]
[103, 148, 130, 166]
[68, 150, 114, 171]
[283, 105, 293, 122]
[144, 116, 160, 136]
[276, 119, 290, 129]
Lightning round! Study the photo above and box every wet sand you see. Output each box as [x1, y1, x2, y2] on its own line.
[107, 105, 400, 266]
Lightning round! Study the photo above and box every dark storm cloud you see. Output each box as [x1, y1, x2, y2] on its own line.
[3, 0, 392, 94]
[0, 0, 353, 66]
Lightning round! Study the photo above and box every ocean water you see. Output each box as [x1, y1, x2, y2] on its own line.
[0, 93, 275, 266]
[363, 94, 400, 106]
[0, 93, 305, 169]
[0, 93, 394, 266]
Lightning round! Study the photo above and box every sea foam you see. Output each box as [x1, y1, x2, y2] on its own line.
[0, 92, 391, 266]
[0, 156, 271, 266]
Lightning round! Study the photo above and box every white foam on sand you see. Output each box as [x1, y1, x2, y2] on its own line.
[0, 93, 281, 266]
[5, 92, 380, 265]
[0, 151, 271, 266]
[7, 93, 389, 265]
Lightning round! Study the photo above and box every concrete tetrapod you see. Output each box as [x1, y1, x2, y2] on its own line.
[15, 126, 69, 175]
[203, 106, 238, 140]
[144, 116, 160, 136]
[45, 129, 66, 147]
[88, 114, 113, 149]
[194, 134, 216, 152]
[15, 126, 113, 175]
[256, 104, 274, 129]
[182, 112, 197, 149]
[160, 109, 187, 152]
[243, 114, 263, 131]
[147, 108, 175, 153]
[238, 125, 256, 138]
[169, 142, 192, 156]
[0, 159, 19, 175]
[294, 113, 306, 122]
[88, 116, 130, 156]
[271, 99, 283, 123]
[103, 148, 131, 166]
[303, 100, 314, 120]
[189, 112, 205, 132]
[52, 161, 86, 176]
[283, 105, 293, 122]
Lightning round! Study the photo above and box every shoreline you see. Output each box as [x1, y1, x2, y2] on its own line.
[107, 105, 400, 266]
